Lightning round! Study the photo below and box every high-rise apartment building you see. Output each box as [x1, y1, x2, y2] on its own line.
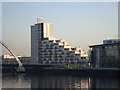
[31, 18, 87, 65]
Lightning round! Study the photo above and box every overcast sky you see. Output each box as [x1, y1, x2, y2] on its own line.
[2, 2, 118, 56]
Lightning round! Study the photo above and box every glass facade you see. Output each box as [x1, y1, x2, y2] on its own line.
[89, 44, 120, 68]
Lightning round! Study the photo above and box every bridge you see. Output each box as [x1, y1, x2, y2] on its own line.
[0, 41, 25, 72]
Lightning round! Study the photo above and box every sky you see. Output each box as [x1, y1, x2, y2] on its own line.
[2, 2, 118, 56]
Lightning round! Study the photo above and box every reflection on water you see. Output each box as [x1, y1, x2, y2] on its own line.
[91, 77, 120, 88]
[2, 72, 120, 89]
[31, 74, 90, 88]
[2, 73, 30, 88]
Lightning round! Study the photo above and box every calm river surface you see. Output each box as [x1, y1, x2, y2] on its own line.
[2, 72, 120, 89]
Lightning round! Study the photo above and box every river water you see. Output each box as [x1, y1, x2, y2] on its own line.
[2, 72, 120, 89]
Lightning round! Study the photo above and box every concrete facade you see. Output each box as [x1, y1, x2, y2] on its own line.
[31, 18, 87, 65]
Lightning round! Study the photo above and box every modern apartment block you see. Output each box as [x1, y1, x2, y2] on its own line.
[31, 18, 87, 65]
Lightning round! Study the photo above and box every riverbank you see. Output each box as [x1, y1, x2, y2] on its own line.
[2, 68, 120, 77]
[2, 64, 119, 77]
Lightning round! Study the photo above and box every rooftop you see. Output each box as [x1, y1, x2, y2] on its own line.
[89, 43, 120, 48]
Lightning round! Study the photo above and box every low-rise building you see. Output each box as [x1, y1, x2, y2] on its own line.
[89, 39, 120, 69]
[2, 55, 22, 59]
[2, 55, 31, 64]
